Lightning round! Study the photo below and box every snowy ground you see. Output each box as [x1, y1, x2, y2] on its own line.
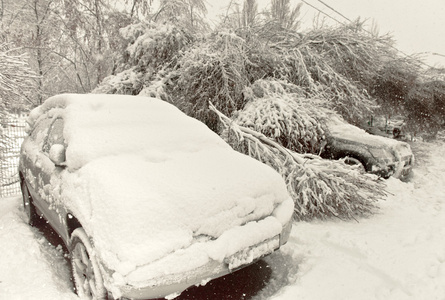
[1, 138, 444, 300]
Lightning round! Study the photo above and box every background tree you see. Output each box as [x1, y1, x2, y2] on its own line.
[0, 44, 36, 113]
[269, 0, 301, 31]
[0, 0, 137, 108]
[152, 0, 208, 33]
[241, 0, 258, 28]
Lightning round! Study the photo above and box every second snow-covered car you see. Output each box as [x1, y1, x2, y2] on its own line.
[362, 115, 407, 139]
[19, 94, 294, 300]
[321, 116, 414, 179]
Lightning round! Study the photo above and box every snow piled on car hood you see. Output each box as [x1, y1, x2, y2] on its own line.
[328, 116, 400, 147]
[327, 116, 413, 158]
[30, 94, 293, 284]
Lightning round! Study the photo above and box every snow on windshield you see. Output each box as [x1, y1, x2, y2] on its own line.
[24, 94, 294, 287]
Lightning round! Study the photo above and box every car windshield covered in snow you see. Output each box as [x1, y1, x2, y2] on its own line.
[19, 93, 294, 300]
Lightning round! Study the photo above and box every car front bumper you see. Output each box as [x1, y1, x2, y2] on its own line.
[115, 220, 292, 300]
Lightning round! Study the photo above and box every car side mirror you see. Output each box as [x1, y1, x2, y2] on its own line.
[49, 144, 66, 166]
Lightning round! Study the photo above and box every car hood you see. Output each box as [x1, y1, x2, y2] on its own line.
[327, 116, 413, 157]
[60, 148, 293, 279]
[28, 94, 293, 283]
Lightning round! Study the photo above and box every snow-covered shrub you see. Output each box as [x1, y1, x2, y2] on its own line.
[93, 68, 144, 95]
[138, 69, 172, 101]
[118, 21, 193, 73]
[94, 21, 193, 96]
[211, 103, 385, 220]
[235, 79, 329, 154]
[250, 20, 393, 124]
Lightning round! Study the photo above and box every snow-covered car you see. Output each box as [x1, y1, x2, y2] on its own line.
[320, 117, 414, 179]
[18, 94, 294, 300]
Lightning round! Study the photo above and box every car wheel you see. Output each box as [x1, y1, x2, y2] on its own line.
[343, 157, 366, 173]
[20, 179, 40, 226]
[70, 228, 107, 300]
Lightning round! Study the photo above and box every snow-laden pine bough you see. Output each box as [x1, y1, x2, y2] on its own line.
[210, 102, 386, 221]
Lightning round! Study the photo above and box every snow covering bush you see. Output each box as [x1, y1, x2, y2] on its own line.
[0, 45, 35, 112]
[257, 22, 383, 124]
[118, 21, 193, 72]
[94, 21, 192, 97]
[93, 68, 143, 95]
[236, 79, 329, 154]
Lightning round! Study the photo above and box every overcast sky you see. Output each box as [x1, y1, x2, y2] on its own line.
[206, 0, 445, 67]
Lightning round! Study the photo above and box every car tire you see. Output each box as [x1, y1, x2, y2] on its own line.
[20, 179, 40, 226]
[393, 128, 401, 139]
[343, 156, 366, 173]
[70, 228, 107, 300]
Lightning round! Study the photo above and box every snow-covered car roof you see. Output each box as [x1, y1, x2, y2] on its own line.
[24, 94, 293, 289]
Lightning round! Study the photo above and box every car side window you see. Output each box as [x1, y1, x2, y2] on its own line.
[30, 118, 52, 148]
[43, 118, 66, 153]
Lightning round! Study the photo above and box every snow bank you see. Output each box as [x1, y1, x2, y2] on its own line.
[0, 197, 76, 300]
[270, 139, 445, 300]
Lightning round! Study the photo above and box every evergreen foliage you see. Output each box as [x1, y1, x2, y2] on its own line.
[235, 79, 329, 154]
[94, 21, 193, 96]
[118, 21, 194, 73]
[169, 31, 251, 130]
[247, 20, 391, 124]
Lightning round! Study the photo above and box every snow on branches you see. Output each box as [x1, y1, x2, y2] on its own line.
[253, 20, 387, 123]
[210, 102, 385, 220]
[236, 79, 329, 154]
[94, 22, 193, 96]
[119, 21, 193, 73]
[170, 31, 251, 131]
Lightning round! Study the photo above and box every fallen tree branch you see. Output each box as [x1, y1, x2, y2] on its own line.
[210, 102, 386, 220]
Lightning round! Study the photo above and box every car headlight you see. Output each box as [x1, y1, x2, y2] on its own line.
[279, 219, 293, 247]
[368, 148, 394, 164]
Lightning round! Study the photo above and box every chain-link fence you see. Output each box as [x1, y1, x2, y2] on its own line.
[1, 116, 26, 197]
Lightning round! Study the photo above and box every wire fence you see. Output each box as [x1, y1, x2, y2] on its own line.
[1, 117, 26, 197]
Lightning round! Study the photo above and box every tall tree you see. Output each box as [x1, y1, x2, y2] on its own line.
[269, 0, 301, 31]
[0, 44, 35, 112]
[153, 0, 207, 32]
[126, 0, 153, 18]
[241, 0, 258, 28]
[0, 0, 59, 105]
[30, 0, 57, 104]
[1, 0, 137, 107]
